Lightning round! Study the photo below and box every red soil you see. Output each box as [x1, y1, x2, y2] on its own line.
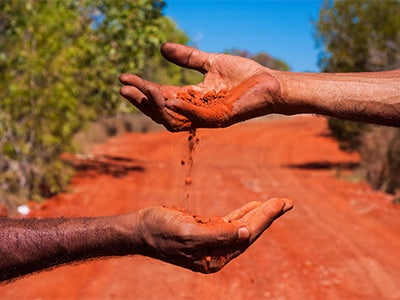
[175, 89, 229, 106]
[1, 116, 399, 299]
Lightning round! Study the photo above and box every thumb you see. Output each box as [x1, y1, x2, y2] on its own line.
[240, 198, 293, 243]
[160, 42, 215, 74]
[237, 226, 251, 241]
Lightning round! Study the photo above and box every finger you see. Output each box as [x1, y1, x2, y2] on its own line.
[119, 86, 155, 117]
[162, 109, 193, 132]
[119, 73, 145, 87]
[140, 84, 195, 131]
[119, 85, 147, 106]
[119, 73, 161, 97]
[142, 82, 167, 110]
[120, 74, 178, 113]
[161, 42, 216, 74]
[239, 198, 293, 243]
[120, 81, 192, 131]
[223, 201, 263, 222]
[119, 73, 164, 112]
[186, 220, 245, 248]
[165, 98, 204, 117]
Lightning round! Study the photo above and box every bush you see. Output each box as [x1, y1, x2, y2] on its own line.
[0, 1, 168, 204]
[385, 129, 400, 194]
[359, 127, 400, 194]
[316, 0, 400, 200]
[328, 119, 400, 196]
[327, 118, 369, 152]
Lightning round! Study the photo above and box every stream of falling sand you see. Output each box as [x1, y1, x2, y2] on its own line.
[181, 129, 199, 208]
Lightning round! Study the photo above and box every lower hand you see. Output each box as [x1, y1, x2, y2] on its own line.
[134, 198, 293, 273]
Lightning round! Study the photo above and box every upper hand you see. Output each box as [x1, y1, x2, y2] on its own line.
[134, 198, 293, 273]
[119, 42, 282, 132]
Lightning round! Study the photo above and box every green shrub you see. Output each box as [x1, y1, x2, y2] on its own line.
[0, 0, 168, 202]
[327, 118, 369, 152]
[316, 0, 400, 198]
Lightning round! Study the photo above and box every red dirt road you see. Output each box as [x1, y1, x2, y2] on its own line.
[2, 116, 400, 299]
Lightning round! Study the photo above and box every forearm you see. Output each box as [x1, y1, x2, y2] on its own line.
[273, 69, 400, 127]
[0, 215, 139, 282]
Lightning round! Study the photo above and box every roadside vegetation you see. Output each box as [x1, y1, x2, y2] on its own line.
[315, 0, 400, 200]
[0, 0, 193, 207]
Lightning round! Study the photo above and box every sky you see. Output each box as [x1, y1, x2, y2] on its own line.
[164, 0, 324, 72]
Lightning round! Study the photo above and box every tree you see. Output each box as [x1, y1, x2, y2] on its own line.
[316, 0, 400, 73]
[0, 0, 177, 203]
[78, 0, 167, 113]
[139, 17, 204, 87]
[315, 0, 400, 195]
[0, 0, 94, 201]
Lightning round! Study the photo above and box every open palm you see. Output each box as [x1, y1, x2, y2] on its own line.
[119, 43, 281, 131]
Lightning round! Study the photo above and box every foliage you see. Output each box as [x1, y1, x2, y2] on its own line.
[139, 17, 204, 86]
[316, 0, 400, 151]
[315, 0, 400, 194]
[316, 0, 400, 72]
[327, 118, 367, 151]
[0, 0, 188, 202]
[358, 127, 400, 194]
[78, 0, 167, 113]
[0, 0, 93, 201]
[386, 131, 400, 194]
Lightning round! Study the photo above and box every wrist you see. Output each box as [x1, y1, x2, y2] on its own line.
[269, 70, 316, 116]
[113, 213, 143, 256]
[65, 214, 143, 258]
[228, 69, 282, 124]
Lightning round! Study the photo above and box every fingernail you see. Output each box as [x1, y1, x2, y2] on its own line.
[282, 199, 294, 212]
[237, 226, 250, 241]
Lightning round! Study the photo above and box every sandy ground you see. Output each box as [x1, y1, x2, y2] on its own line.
[1, 116, 399, 300]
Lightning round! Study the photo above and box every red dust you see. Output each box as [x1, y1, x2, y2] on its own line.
[163, 205, 224, 224]
[175, 89, 229, 107]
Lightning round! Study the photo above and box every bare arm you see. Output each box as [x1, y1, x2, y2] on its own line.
[0, 215, 137, 282]
[0, 198, 292, 282]
[274, 69, 400, 127]
[119, 43, 400, 130]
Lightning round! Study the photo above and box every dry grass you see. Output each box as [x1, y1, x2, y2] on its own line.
[359, 126, 400, 196]
[73, 112, 163, 152]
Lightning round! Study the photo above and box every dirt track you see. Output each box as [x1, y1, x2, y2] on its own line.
[1, 116, 399, 299]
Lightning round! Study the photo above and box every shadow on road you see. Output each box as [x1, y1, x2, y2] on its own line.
[284, 161, 359, 170]
[67, 154, 145, 178]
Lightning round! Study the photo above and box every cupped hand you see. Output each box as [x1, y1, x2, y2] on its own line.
[119, 42, 281, 132]
[135, 198, 293, 274]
